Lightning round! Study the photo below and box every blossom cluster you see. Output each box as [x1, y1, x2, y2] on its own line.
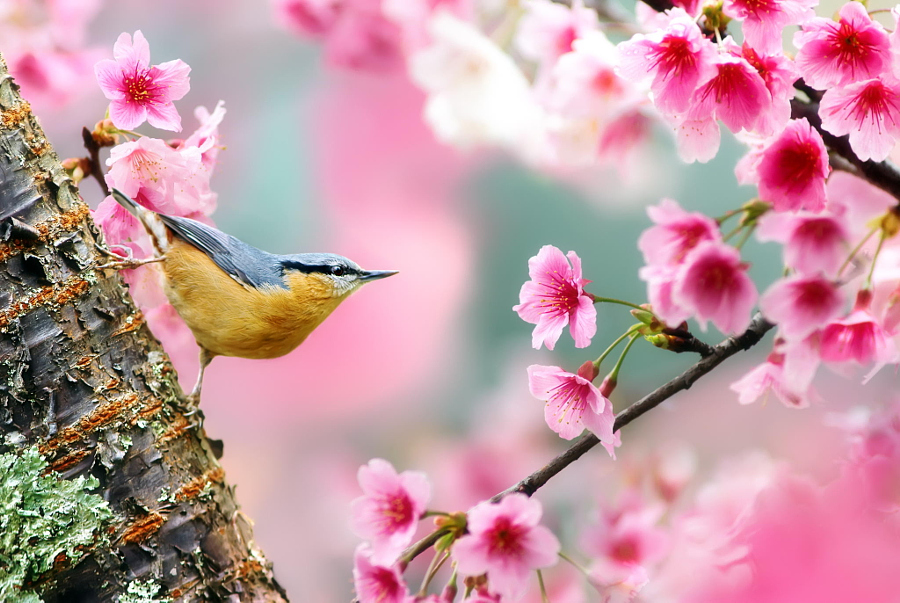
[276, 0, 900, 420]
[351, 400, 900, 602]
[86, 31, 225, 360]
[349, 458, 560, 602]
[275, 0, 900, 171]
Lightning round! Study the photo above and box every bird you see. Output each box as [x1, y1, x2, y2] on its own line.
[105, 189, 398, 404]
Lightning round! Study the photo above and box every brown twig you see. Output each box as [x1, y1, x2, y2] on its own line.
[493, 313, 773, 500]
[82, 126, 110, 197]
[493, 314, 772, 500]
[396, 315, 774, 569]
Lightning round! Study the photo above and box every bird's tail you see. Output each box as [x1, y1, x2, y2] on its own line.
[111, 189, 170, 255]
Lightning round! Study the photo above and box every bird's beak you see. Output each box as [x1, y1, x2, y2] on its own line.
[359, 269, 399, 282]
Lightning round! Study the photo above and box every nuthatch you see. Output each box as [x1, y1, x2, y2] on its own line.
[109, 189, 397, 403]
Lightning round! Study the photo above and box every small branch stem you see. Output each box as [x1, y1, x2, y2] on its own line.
[590, 295, 652, 316]
[81, 127, 110, 197]
[839, 225, 879, 277]
[593, 325, 642, 372]
[608, 333, 639, 382]
[490, 313, 774, 503]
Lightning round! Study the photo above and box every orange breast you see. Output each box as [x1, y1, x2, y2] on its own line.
[160, 239, 350, 359]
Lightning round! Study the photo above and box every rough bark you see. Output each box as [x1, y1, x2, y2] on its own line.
[0, 54, 289, 602]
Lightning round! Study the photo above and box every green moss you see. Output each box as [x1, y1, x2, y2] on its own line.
[0, 447, 113, 602]
[116, 579, 172, 603]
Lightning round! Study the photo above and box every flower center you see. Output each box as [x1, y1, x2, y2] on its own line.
[651, 35, 694, 79]
[379, 493, 413, 531]
[123, 66, 159, 105]
[487, 517, 525, 556]
[538, 271, 579, 315]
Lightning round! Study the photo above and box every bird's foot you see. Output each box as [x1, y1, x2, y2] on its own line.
[181, 394, 205, 430]
[95, 243, 165, 270]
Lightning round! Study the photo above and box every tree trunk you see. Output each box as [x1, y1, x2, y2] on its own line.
[0, 54, 289, 602]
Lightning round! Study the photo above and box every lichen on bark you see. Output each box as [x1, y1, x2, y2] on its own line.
[0, 446, 113, 602]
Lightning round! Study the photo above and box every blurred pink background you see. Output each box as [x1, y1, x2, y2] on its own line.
[9, 0, 900, 600]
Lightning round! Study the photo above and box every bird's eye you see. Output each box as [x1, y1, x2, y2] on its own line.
[330, 265, 345, 277]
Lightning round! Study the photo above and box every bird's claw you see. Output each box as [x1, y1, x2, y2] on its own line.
[94, 242, 164, 270]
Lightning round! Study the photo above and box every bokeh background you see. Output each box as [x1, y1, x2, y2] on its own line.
[7, 0, 899, 600]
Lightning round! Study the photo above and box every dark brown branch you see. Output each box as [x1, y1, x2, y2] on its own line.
[81, 126, 110, 197]
[493, 313, 773, 500]
[397, 316, 774, 569]
[639, 0, 675, 12]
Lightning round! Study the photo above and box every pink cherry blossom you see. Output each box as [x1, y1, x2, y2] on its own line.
[760, 274, 844, 341]
[740, 45, 797, 136]
[513, 245, 597, 350]
[515, 0, 599, 69]
[105, 136, 213, 218]
[793, 1, 890, 90]
[353, 545, 413, 603]
[819, 77, 900, 162]
[756, 118, 829, 213]
[674, 50, 770, 163]
[527, 362, 617, 455]
[274, 0, 343, 36]
[94, 31, 191, 132]
[827, 171, 897, 240]
[174, 101, 227, 171]
[324, 0, 405, 72]
[92, 195, 144, 245]
[639, 264, 693, 328]
[756, 211, 849, 276]
[723, 0, 815, 55]
[730, 354, 813, 408]
[673, 241, 758, 334]
[545, 31, 638, 120]
[820, 309, 899, 368]
[617, 9, 717, 115]
[638, 198, 721, 267]
[452, 494, 560, 601]
[350, 458, 431, 565]
[582, 498, 668, 575]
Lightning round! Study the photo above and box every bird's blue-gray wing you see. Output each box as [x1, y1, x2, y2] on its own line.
[159, 215, 286, 290]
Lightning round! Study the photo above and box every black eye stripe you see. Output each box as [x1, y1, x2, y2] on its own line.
[282, 260, 356, 277]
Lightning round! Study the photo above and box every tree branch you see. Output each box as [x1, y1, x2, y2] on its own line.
[396, 316, 773, 569]
[494, 313, 773, 500]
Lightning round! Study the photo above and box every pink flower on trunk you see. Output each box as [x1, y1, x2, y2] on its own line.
[527, 362, 618, 456]
[105, 136, 214, 218]
[638, 198, 721, 267]
[94, 31, 190, 132]
[350, 458, 431, 565]
[760, 274, 844, 341]
[353, 545, 413, 603]
[756, 211, 849, 276]
[723, 0, 815, 55]
[819, 77, 900, 162]
[453, 494, 561, 601]
[617, 9, 717, 115]
[673, 241, 758, 334]
[757, 118, 829, 213]
[793, 1, 890, 90]
[513, 245, 597, 350]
